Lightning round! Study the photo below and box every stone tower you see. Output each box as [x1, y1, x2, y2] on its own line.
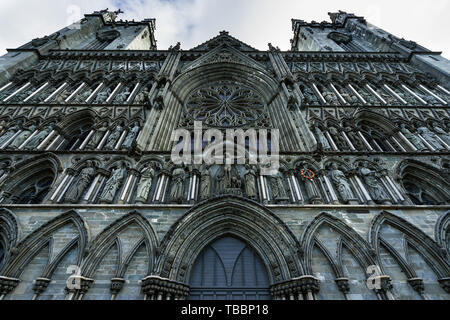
[0, 9, 448, 300]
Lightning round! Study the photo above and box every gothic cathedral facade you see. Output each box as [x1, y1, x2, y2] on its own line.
[0, 9, 449, 300]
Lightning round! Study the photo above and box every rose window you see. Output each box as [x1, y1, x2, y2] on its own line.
[185, 81, 265, 127]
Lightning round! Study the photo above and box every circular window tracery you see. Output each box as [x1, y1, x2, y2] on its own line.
[185, 81, 265, 128]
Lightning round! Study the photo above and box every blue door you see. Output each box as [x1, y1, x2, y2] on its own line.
[188, 237, 271, 300]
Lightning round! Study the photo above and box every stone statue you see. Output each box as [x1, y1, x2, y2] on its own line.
[134, 88, 149, 104]
[322, 91, 339, 105]
[115, 87, 131, 103]
[136, 163, 156, 203]
[344, 126, 365, 151]
[56, 89, 70, 104]
[87, 122, 109, 150]
[417, 126, 444, 150]
[0, 120, 7, 134]
[269, 172, 288, 201]
[431, 122, 450, 147]
[224, 164, 232, 189]
[329, 163, 354, 203]
[8, 124, 37, 149]
[170, 167, 185, 203]
[199, 165, 211, 200]
[314, 126, 331, 150]
[358, 162, 389, 203]
[329, 126, 347, 150]
[93, 87, 111, 104]
[75, 87, 92, 103]
[0, 161, 10, 186]
[0, 123, 21, 147]
[244, 165, 257, 199]
[104, 123, 124, 150]
[100, 164, 126, 203]
[65, 161, 96, 203]
[122, 122, 140, 149]
[400, 124, 426, 150]
[216, 167, 228, 194]
[25, 124, 53, 150]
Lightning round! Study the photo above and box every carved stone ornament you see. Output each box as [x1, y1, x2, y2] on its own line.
[327, 32, 352, 44]
[185, 81, 265, 128]
[96, 29, 121, 42]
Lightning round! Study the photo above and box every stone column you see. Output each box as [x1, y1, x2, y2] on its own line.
[32, 277, 51, 300]
[0, 276, 20, 300]
[335, 278, 350, 300]
[118, 169, 139, 204]
[49, 168, 76, 204]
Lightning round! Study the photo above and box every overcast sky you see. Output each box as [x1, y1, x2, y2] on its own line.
[0, 0, 448, 57]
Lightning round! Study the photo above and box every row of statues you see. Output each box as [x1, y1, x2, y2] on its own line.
[313, 121, 449, 152]
[0, 81, 153, 105]
[0, 121, 140, 151]
[299, 81, 447, 106]
[0, 158, 409, 206]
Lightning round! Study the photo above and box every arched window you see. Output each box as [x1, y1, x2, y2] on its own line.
[399, 161, 450, 205]
[15, 173, 53, 204]
[403, 180, 438, 205]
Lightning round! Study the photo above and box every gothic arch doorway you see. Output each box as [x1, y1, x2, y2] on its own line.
[188, 236, 270, 300]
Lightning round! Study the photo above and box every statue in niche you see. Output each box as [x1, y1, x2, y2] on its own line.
[87, 122, 109, 150]
[431, 122, 450, 147]
[0, 122, 21, 147]
[136, 163, 156, 203]
[8, 123, 37, 149]
[75, 87, 92, 103]
[269, 172, 288, 202]
[301, 86, 319, 105]
[0, 161, 10, 185]
[329, 126, 347, 150]
[0, 120, 6, 134]
[115, 86, 131, 103]
[100, 163, 126, 203]
[56, 88, 71, 104]
[24, 124, 54, 150]
[344, 126, 365, 151]
[169, 166, 185, 203]
[300, 168, 322, 204]
[199, 165, 211, 200]
[322, 90, 339, 105]
[358, 162, 390, 203]
[400, 123, 426, 150]
[244, 164, 257, 199]
[341, 91, 359, 105]
[93, 87, 112, 104]
[122, 122, 140, 149]
[104, 122, 124, 150]
[417, 126, 445, 150]
[313, 126, 331, 150]
[133, 88, 150, 104]
[216, 168, 226, 194]
[224, 164, 233, 189]
[329, 163, 354, 203]
[379, 90, 397, 105]
[65, 161, 96, 203]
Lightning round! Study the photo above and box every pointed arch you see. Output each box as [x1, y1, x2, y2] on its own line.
[397, 160, 450, 205]
[369, 211, 450, 279]
[1, 210, 88, 279]
[436, 212, 450, 256]
[154, 196, 303, 285]
[301, 212, 376, 276]
[80, 211, 158, 278]
[0, 208, 20, 272]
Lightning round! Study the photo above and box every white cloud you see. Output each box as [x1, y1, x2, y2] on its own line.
[0, 0, 448, 57]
